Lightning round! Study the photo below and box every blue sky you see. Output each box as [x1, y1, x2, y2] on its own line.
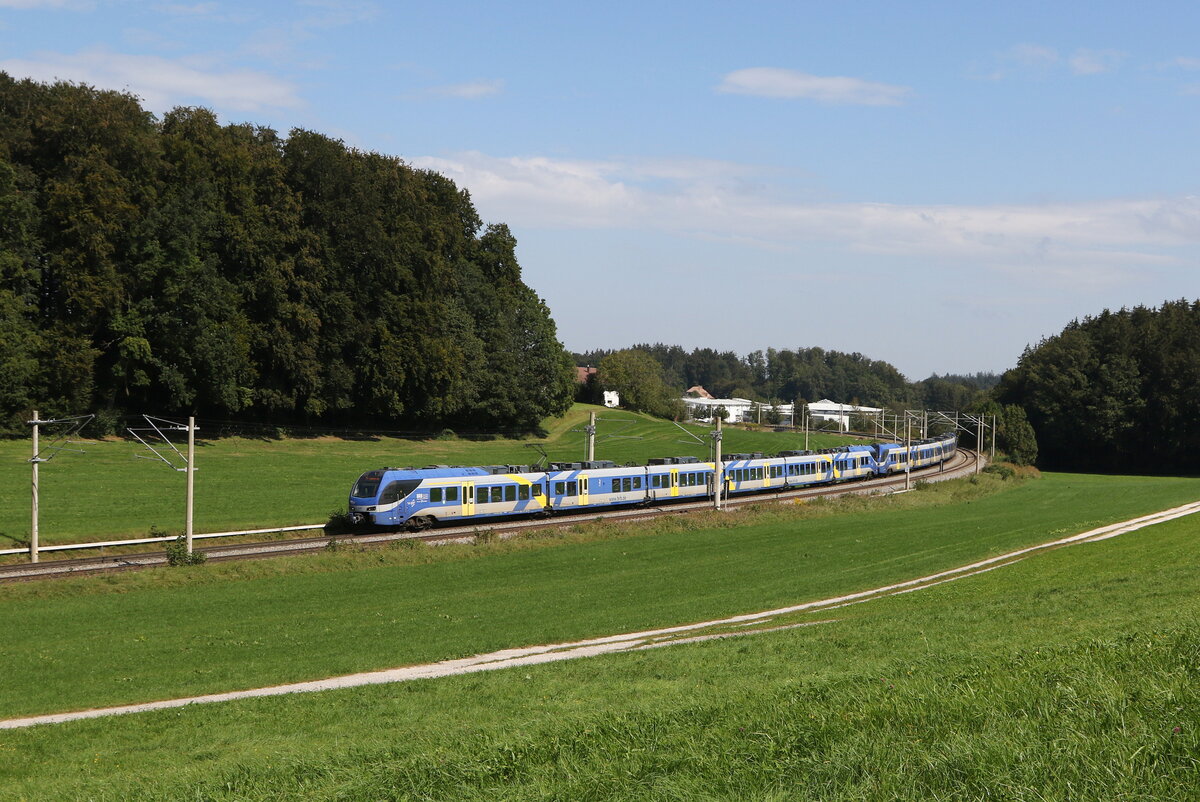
[3, 1, 1198, 379]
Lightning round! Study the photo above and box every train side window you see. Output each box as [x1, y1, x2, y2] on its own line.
[431, 487, 443, 503]
[533, 485, 543, 497]
[633, 477, 641, 490]
[623, 477, 632, 492]
[519, 485, 529, 501]
[567, 481, 577, 496]
[555, 481, 565, 495]
[447, 487, 459, 502]
[505, 485, 516, 502]
[493, 487, 505, 503]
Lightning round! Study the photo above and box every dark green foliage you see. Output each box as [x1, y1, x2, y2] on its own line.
[163, 535, 206, 566]
[996, 300, 1200, 472]
[598, 349, 682, 419]
[0, 74, 574, 433]
[575, 343, 990, 414]
[966, 400, 1039, 466]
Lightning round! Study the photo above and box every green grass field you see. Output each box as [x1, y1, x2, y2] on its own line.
[0, 405, 855, 549]
[1, 471, 1199, 798]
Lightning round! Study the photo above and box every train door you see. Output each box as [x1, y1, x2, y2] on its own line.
[580, 475, 589, 506]
[670, 468, 680, 497]
[462, 482, 475, 517]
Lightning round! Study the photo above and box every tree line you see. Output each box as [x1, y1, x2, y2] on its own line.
[0, 74, 576, 435]
[995, 300, 1200, 473]
[575, 343, 999, 415]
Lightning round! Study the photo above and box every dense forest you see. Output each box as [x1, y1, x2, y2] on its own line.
[0, 74, 576, 435]
[995, 300, 1200, 473]
[575, 344, 998, 413]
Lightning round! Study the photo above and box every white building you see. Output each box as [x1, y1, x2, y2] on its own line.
[681, 395, 882, 430]
[602, 390, 620, 408]
[681, 396, 794, 425]
[807, 399, 883, 432]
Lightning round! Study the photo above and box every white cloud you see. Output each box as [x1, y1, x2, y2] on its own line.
[716, 68, 911, 106]
[425, 79, 504, 99]
[1069, 48, 1124, 75]
[414, 151, 1200, 278]
[0, 48, 303, 112]
[1175, 57, 1200, 70]
[1008, 44, 1060, 68]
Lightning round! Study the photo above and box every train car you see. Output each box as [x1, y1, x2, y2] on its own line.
[348, 432, 960, 530]
[873, 433, 958, 475]
[348, 465, 551, 529]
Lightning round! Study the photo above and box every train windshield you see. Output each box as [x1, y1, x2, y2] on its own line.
[352, 473, 382, 499]
[379, 480, 421, 504]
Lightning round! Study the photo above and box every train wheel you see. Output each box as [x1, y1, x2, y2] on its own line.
[407, 516, 434, 532]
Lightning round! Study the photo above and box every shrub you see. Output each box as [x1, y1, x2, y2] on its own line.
[164, 535, 207, 566]
[984, 463, 1016, 481]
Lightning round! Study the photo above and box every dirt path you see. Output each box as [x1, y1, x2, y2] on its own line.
[3, 499, 1198, 731]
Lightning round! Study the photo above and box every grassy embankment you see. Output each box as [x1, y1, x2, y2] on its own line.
[1, 471, 1199, 798]
[0, 404, 854, 549]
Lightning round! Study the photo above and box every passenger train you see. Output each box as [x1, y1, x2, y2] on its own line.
[347, 432, 959, 530]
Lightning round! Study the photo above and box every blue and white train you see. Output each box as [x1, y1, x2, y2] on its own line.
[347, 432, 958, 530]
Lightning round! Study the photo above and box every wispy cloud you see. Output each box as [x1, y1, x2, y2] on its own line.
[154, 2, 219, 15]
[1008, 44, 1060, 69]
[1069, 48, 1124, 75]
[716, 68, 911, 106]
[0, 48, 303, 112]
[414, 151, 1200, 279]
[991, 44, 1125, 79]
[424, 79, 504, 99]
[0, 0, 89, 7]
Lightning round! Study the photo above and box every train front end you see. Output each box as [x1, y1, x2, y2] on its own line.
[348, 469, 423, 527]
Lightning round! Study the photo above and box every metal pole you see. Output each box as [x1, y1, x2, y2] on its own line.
[585, 411, 596, 462]
[991, 414, 997, 460]
[30, 409, 39, 564]
[186, 416, 195, 555]
[905, 413, 911, 491]
[976, 417, 982, 474]
[713, 416, 723, 510]
[804, 409, 809, 451]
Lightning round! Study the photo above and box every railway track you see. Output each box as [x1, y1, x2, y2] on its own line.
[0, 450, 981, 583]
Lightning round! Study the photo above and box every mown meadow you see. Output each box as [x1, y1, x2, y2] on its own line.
[1, 469, 1198, 798]
[0, 404, 855, 550]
